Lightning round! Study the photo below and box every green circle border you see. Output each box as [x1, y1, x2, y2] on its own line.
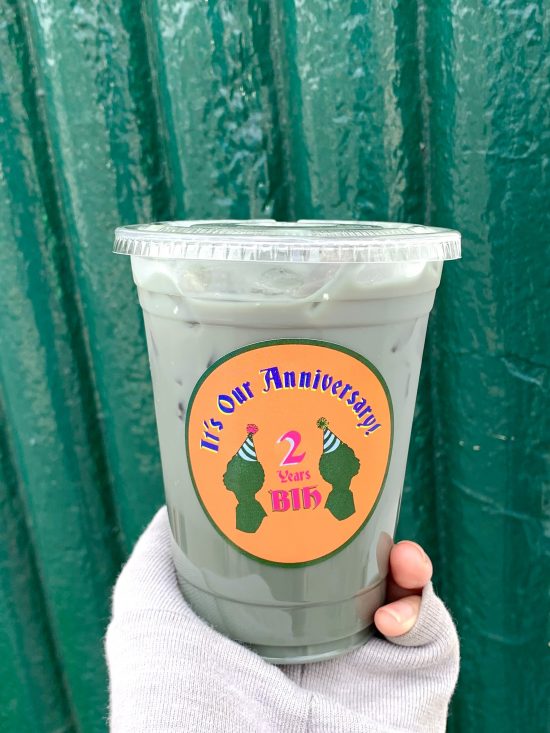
[185, 339, 394, 568]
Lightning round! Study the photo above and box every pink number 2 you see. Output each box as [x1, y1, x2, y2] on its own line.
[278, 430, 306, 466]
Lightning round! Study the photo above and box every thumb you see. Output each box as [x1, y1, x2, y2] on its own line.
[374, 594, 422, 638]
[378, 582, 459, 652]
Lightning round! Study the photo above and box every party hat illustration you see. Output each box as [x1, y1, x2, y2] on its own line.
[223, 424, 267, 533]
[317, 417, 360, 520]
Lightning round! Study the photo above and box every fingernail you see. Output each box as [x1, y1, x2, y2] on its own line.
[402, 541, 429, 565]
[382, 598, 417, 624]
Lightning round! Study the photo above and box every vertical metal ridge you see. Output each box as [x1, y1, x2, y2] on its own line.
[146, 1, 278, 218]
[417, 0, 458, 620]
[409, 0, 449, 585]
[118, 0, 175, 221]
[266, 0, 312, 218]
[419, 3, 550, 731]
[416, 0, 433, 224]
[1, 3, 128, 730]
[386, 0, 427, 221]
[388, 0, 456, 606]
[393, 0, 441, 564]
[391, 0, 443, 572]
[363, 0, 441, 573]
[413, 0, 440, 567]
[141, 0, 187, 216]
[0, 392, 76, 732]
[265, 1, 430, 221]
[248, 0, 292, 219]
[20, 0, 166, 554]
[17, 0, 126, 574]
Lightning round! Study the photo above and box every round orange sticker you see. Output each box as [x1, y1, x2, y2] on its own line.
[186, 340, 393, 566]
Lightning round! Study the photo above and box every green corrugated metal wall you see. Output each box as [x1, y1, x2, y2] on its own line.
[0, 1, 548, 731]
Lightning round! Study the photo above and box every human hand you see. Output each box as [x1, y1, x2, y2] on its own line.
[374, 539, 434, 637]
[106, 508, 459, 732]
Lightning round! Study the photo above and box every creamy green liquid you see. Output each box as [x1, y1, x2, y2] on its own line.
[132, 258, 442, 663]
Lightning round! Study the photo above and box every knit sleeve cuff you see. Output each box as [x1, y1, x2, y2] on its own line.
[386, 582, 459, 653]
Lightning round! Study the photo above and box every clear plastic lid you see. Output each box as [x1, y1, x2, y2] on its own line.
[113, 220, 461, 264]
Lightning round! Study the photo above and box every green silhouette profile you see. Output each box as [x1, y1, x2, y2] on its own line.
[223, 424, 267, 533]
[317, 417, 360, 520]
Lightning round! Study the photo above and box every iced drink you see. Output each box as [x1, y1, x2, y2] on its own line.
[114, 220, 460, 663]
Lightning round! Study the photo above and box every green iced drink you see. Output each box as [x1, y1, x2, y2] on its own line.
[114, 220, 460, 663]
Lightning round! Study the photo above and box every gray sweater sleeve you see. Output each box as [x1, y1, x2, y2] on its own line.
[282, 582, 460, 732]
[106, 508, 459, 733]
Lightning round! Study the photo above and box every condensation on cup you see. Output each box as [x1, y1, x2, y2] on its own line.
[113, 220, 461, 664]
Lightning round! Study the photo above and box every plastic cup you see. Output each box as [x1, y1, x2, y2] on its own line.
[114, 220, 460, 664]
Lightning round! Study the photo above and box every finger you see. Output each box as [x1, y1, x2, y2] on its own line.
[374, 594, 422, 637]
[387, 541, 432, 601]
